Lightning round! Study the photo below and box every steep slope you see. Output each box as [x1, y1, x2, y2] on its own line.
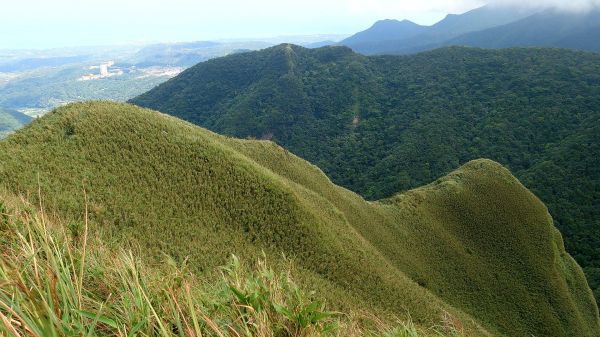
[0, 102, 598, 336]
[341, 5, 536, 55]
[446, 9, 600, 51]
[0, 108, 32, 138]
[130, 45, 600, 301]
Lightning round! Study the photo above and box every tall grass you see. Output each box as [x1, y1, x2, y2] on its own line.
[0, 197, 463, 337]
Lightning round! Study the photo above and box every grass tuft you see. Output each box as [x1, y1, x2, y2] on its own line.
[0, 197, 460, 337]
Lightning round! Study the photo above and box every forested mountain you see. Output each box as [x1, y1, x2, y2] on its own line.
[0, 108, 32, 138]
[1, 101, 598, 336]
[340, 6, 600, 54]
[131, 44, 600, 303]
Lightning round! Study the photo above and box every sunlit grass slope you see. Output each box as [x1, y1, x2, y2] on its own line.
[0, 101, 597, 337]
[0, 193, 458, 337]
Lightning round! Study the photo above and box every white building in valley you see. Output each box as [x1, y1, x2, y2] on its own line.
[79, 61, 121, 81]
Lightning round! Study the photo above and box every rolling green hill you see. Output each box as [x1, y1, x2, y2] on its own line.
[0, 101, 598, 336]
[130, 44, 600, 303]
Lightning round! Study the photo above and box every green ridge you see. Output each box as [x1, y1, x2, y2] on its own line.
[129, 44, 600, 302]
[0, 101, 597, 336]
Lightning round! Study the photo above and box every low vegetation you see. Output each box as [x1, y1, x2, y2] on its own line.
[0, 102, 597, 336]
[0, 194, 463, 337]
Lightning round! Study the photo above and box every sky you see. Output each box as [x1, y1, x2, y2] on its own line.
[1, 0, 599, 49]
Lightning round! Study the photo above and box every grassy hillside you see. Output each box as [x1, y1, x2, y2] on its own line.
[0, 102, 597, 336]
[0, 193, 457, 337]
[130, 44, 600, 303]
[0, 108, 32, 138]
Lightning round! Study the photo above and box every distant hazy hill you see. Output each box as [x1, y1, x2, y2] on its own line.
[131, 44, 600, 304]
[341, 6, 600, 54]
[0, 108, 32, 138]
[0, 55, 91, 72]
[303, 40, 340, 48]
[447, 9, 600, 50]
[128, 41, 226, 67]
[1, 101, 598, 336]
[340, 19, 427, 53]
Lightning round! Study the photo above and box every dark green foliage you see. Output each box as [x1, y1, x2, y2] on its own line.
[130, 45, 600, 303]
[0, 102, 598, 336]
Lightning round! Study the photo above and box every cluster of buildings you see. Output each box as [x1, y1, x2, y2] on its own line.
[79, 61, 123, 81]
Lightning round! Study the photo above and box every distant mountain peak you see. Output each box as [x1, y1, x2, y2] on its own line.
[370, 18, 423, 30]
[341, 18, 427, 48]
[374, 18, 418, 25]
[341, 4, 545, 55]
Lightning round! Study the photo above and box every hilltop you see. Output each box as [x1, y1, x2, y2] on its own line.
[130, 44, 600, 302]
[0, 101, 598, 336]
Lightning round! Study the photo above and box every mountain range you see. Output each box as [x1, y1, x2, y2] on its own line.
[131, 44, 600, 304]
[1, 101, 598, 336]
[341, 6, 600, 54]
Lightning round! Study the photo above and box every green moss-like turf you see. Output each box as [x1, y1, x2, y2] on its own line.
[0, 101, 597, 336]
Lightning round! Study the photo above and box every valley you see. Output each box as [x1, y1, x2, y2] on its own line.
[0, 35, 346, 129]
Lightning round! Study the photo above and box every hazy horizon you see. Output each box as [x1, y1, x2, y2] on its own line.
[2, 0, 600, 50]
[3, 0, 483, 50]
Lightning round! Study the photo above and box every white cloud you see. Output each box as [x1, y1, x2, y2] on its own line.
[345, 0, 484, 14]
[487, 0, 600, 12]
